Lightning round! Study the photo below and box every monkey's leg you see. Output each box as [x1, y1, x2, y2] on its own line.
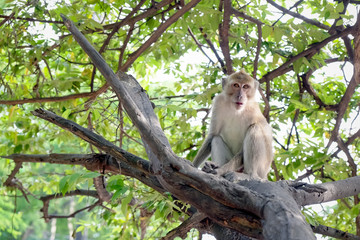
[211, 136, 233, 166]
[216, 154, 243, 176]
[243, 124, 272, 179]
[202, 136, 234, 174]
[193, 135, 213, 167]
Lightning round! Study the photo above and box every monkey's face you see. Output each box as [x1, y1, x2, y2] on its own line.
[228, 81, 251, 110]
[224, 70, 258, 110]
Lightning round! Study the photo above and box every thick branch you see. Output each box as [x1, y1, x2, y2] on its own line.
[61, 15, 175, 170]
[293, 176, 360, 206]
[28, 109, 166, 192]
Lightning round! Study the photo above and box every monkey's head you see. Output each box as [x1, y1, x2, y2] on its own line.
[222, 69, 259, 110]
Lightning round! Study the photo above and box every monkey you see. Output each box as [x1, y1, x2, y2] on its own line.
[193, 69, 273, 179]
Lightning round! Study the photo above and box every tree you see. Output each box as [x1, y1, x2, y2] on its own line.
[1, 0, 360, 239]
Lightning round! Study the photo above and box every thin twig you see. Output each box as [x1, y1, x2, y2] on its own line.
[187, 27, 215, 64]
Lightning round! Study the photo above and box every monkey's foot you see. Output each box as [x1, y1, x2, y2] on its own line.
[236, 166, 244, 173]
[202, 162, 219, 174]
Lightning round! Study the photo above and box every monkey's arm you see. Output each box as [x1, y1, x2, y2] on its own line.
[193, 134, 213, 167]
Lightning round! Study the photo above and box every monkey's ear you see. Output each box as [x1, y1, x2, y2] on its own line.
[254, 79, 260, 90]
[221, 77, 227, 89]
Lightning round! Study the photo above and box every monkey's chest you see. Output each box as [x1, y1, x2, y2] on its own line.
[220, 116, 248, 155]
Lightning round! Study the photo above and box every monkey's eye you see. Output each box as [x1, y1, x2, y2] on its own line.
[243, 84, 250, 89]
[233, 83, 240, 88]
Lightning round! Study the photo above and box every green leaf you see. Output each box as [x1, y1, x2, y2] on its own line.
[62, 109, 72, 119]
[82, 172, 100, 179]
[289, 99, 309, 111]
[293, 57, 304, 74]
[274, 27, 283, 43]
[59, 176, 70, 195]
[324, 11, 330, 20]
[262, 25, 272, 39]
[111, 186, 129, 201]
[13, 144, 23, 153]
[68, 172, 81, 188]
[76, 225, 85, 232]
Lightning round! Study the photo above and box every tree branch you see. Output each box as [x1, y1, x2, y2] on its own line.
[0, 92, 98, 105]
[312, 223, 360, 240]
[266, 0, 329, 30]
[122, 0, 202, 71]
[219, 0, 233, 74]
[0, 14, 63, 24]
[39, 190, 100, 222]
[187, 27, 215, 64]
[230, 7, 264, 77]
[292, 176, 360, 206]
[199, 27, 227, 74]
[3, 162, 31, 203]
[60, 15, 319, 239]
[260, 25, 354, 83]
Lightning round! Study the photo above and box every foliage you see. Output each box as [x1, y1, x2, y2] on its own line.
[0, 0, 359, 239]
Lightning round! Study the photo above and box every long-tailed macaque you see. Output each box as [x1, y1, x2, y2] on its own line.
[193, 69, 273, 179]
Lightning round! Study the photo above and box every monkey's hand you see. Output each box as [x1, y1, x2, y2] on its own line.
[201, 161, 219, 174]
